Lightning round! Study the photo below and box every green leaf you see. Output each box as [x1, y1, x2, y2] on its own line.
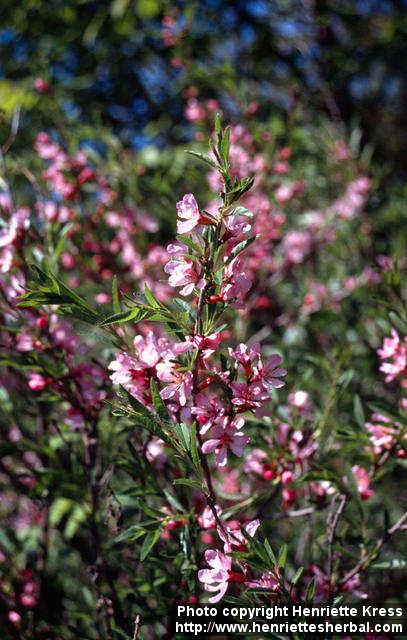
[277, 543, 288, 570]
[291, 566, 304, 586]
[99, 307, 149, 326]
[186, 150, 218, 170]
[175, 235, 203, 255]
[150, 379, 172, 424]
[140, 528, 162, 561]
[305, 576, 316, 602]
[144, 284, 162, 309]
[229, 236, 257, 261]
[389, 311, 407, 335]
[189, 423, 200, 471]
[53, 223, 73, 263]
[353, 395, 365, 427]
[114, 526, 146, 544]
[263, 539, 277, 566]
[112, 275, 120, 314]
[173, 478, 203, 491]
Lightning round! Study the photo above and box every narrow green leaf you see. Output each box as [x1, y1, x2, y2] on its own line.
[353, 395, 365, 427]
[112, 275, 120, 314]
[173, 478, 203, 491]
[305, 576, 316, 602]
[99, 307, 149, 326]
[140, 528, 162, 561]
[186, 150, 218, 170]
[277, 543, 288, 570]
[291, 566, 304, 586]
[150, 379, 172, 424]
[189, 423, 200, 471]
[263, 539, 277, 566]
[389, 311, 407, 335]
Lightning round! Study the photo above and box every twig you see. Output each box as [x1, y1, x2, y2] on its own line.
[133, 615, 140, 640]
[339, 509, 407, 588]
[327, 494, 348, 596]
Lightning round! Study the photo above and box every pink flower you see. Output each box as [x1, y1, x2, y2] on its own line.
[158, 367, 193, 407]
[221, 257, 252, 302]
[217, 518, 260, 552]
[176, 193, 201, 234]
[8, 611, 21, 626]
[28, 373, 52, 391]
[351, 465, 374, 500]
[288, 390, 313, 418]
[34, 77, 50, 93]
[244, 448, 268, 475]
[201, 417, 249, 466]
[198, 549, 232, 602]
[378, 329, 400, 360]
[281, 229, 313, 264]
[192, 393, 226, 434]
[164, 256, 205, 296]
[231, 381, 270, 409]
[185, 99, 206, 123]
[197, 505, 222, 530]
[228, 342, 261, 367]
[190, 332, 224, 360]
[253, 353, 287, 389]
[16, 332, 36, 352]
[145, 438, 167, 470]
[245, 571, 280, 591]
[108, 352, 149, 403]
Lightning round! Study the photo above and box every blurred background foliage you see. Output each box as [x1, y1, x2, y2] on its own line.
[0, 0, 407, 169]
[1, 2, 407, 639]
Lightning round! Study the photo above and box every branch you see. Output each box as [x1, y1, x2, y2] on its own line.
[339, 509, 407, 588]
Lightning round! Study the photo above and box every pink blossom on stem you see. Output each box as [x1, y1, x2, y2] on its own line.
[176, 193, 201, 234]
[201, 417, 249, 466]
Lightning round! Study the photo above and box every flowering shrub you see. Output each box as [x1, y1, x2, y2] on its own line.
[0, 112, 406, 639]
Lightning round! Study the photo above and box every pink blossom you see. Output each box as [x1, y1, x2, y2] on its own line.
[16, 332, 36, 352]
[108, 352, 149, 402]
[201, 417, 249, 466]
[244, 448, 268, 476]
[221, 257, 252, 301]
[145, 438, 167, 470]
[176, 193, 201, 234]
[351, 465, 374, 500]
[8, 611, 21, 626]
[217, 518, 260, 552]
[228, 342, 261, 367]
[253, 353, 287, 389]
[281, 229, 313, 264]
[245, 571, 280, 591]
[65, 407, 85, 430]
[28, 373, 52, 391]
[185, 99, 206, 123]
[158, 367, 193, 407]
[288, 390, 313, 418]
[198, 549, 232, 602]
[231, 381, 270, 409]
[197, 505, 222, 530]
[192, 393, 226, 434]
[164, 256, 205, 296]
